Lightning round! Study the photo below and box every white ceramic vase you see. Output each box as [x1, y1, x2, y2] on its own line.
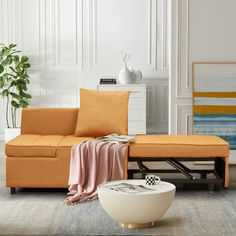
[118, 63, 133, 85]
[130, 68, 143, 84]
[5, 128, 21, 143]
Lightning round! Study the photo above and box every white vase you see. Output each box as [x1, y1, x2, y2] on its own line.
[5, 128, 21, 143]
[118, 63, 133, 84]
[130, 68, 143, 84]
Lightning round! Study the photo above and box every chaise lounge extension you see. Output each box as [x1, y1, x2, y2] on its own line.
[5, 108, 229, 194]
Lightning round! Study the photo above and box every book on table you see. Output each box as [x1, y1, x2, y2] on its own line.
[103, 183, 155, 194]
[97, 134, 135, 143]
[99, 78, 117, 84]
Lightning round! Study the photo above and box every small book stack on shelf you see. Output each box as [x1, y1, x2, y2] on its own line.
[99, 78, 117, 84]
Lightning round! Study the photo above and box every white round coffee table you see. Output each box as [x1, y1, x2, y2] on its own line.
[97, 179, 175, 229]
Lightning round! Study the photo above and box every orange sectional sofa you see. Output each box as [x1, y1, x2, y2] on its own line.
[5, 108, 230, 194]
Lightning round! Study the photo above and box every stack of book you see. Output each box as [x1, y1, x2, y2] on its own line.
[97, 134, 135, 143]
[103, 183, 155, 194]
[100, 78, 117, 84]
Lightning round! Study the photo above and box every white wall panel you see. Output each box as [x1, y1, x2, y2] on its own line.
[54, 0, 83, 68]
[177, 0, 190, 98]
[89, 0, 153, 69]
[0, 0, 9, 44]
[169, 0, 236, 162]
[21, 0, 46, 68]
[176, 105, 192, 135]
[0, 0, 169, 139]
[145, 79, 168, 134]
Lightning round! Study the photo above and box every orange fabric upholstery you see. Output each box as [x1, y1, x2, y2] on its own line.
[6, 156, 70, 188]
[21, 108, 79, 135]
[75, 88, 130, 137]
[56, 135, 96, 157]
[129, 135, 229, 158]
[6, 135, 64, 157]
[5, 107, 230, 189]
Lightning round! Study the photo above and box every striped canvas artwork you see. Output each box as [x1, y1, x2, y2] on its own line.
[193, 63, 236, 150]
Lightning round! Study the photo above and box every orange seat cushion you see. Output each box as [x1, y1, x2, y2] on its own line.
[6, 135, 64, 157]
[129, 135, 229, 158]
[56, 135, 96, 157]
[75, 88, 130, 137]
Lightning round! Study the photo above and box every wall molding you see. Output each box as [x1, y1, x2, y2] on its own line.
[146, 85, 158, 124]
[87, 0, 167, 73]
[54, 0, 83, 69]
[161, 0, 168, 70]
[162, 84, 169, 122]
[0, 0, 169, 138]
[176, 104, 192, 134]
[176, 0, 191, 99]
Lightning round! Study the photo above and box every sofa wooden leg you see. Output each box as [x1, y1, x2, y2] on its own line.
[10, 187, 16, 194]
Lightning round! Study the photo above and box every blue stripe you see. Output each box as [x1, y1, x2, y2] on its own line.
[193, 114, 236, 149]
[194, 114, 236, 118]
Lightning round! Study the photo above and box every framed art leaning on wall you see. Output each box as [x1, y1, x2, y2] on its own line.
[192, 62, 236, 150]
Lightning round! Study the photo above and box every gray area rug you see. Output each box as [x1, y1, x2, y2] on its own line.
[1, 185, 236, 236]
[1, 142, 236, 235]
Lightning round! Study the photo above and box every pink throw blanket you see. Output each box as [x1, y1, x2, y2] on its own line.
[64, 140, 128, 205]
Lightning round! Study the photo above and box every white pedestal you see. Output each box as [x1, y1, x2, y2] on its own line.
[5, 128, 21, 143]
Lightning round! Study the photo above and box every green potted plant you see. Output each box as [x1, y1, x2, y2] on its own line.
[0, 44, 31, 142]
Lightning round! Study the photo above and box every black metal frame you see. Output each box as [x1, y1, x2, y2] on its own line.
[128, 157, 226, 191]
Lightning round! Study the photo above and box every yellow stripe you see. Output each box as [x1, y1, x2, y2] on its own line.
[193, 105, 236, 114]
[193, 92, 236, 98]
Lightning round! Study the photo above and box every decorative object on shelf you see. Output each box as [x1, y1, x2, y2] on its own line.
[192, 62, 236, 150]
[129, 67, 143, 84]
[100, 78, 117, 84]
[118, 51, 132, 84]
[0, 44, 31, 141]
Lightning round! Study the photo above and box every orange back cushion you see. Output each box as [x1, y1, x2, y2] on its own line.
[21, 108, 79, 135]
[75, 88, 130, 137]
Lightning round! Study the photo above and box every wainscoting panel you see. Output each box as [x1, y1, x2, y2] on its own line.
[176, 105, 192, 135]
[54, 0, 83, 69]
[176, 0, 191, 98]
[88, 0, 156, 71]
[0, 0, 169, 139]
[146, 79, 169, 134]
[20, 0, 46, 68]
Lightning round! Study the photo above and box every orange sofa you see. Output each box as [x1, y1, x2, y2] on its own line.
[5, 108, 230, 194]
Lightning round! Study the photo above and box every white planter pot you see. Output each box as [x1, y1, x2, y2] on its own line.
[5, 128, 21, 143]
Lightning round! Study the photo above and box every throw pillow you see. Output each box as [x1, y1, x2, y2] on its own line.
[75, 88, 130, 137]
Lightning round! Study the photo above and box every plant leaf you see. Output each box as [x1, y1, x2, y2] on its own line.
[14, 55, 19, 62]
[11, 100, 20, 108]
[1, 89, 9, 97]
[2, 57, 12, 66]
[21, 56, 29, 63]
[9, 44, 17, 49]
[10, 92, 20, 100]
[0, 65, 4, 74]
[0, 79, 3, 88]
[23, 63, 31, 68]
